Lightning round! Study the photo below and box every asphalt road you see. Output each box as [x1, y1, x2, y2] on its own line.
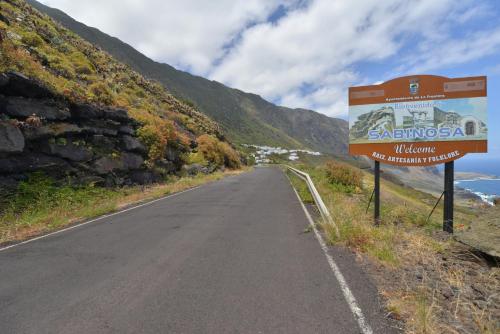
[0, 167, 398, 334]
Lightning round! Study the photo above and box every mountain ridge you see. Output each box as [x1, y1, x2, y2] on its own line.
[26, 0, 348, 155]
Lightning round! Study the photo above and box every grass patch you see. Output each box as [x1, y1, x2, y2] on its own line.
[285, 162, 453, 267]
[1, 173, 119, 237]
[286, 163, 399, 265]
[21, 31, 44, 47]
[0, 169, 246, 244]
[286, 170, 314, 204]
[323, 196, 399, 266]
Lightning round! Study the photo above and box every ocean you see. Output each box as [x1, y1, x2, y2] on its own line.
[453, 158, 500, 204]
[455, 179, 500, 204]
[454, 158, 500, 177]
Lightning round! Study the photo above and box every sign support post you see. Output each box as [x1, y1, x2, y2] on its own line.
[374, 161, 380, 225]
[443, 161, 454, 233]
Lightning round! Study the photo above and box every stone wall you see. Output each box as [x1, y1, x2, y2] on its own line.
[0, 72, 179, 193]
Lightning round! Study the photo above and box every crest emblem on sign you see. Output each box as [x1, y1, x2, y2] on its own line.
[409, 78, 420, 95]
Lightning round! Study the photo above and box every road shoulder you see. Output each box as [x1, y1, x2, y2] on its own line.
[287, 173, 402, 334]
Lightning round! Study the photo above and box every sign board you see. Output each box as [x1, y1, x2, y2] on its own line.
[348, 75, 487, 166]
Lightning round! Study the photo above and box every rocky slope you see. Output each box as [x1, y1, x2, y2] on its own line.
[0, 72, 158, 188]
[0, 0, 241, 196]
[26, 0, 349, 154]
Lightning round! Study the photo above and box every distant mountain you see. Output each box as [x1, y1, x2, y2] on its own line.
[27, 0, 348, 155]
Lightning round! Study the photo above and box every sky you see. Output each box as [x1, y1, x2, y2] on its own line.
[38, 0, 500, 165]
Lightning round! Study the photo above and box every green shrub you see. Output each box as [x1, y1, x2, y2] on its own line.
[135, 115, 180, 163]
[218, 141, 241, 169]
[246, 154, 256, 166]
[6, 172, 54, 214]
[324, 160, 363, 192]
[197, 134, 223, 166]
[197, 134, 241, 169]
[186, 151, 208, 166]
[137, 124, 167, 163]
[21, 32, 44, 47]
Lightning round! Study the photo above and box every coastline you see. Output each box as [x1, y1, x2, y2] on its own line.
[454, 173, 499, 205]
[455, 171, 499, 180]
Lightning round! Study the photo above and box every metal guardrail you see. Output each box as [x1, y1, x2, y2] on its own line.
[286, 166, 340, 238]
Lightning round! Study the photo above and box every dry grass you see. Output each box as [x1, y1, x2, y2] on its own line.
[286, 161, 500, 334]
[385, 288, 440, 334]
[322, 192, 400, 265]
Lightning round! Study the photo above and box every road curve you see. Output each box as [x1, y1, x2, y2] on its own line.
[0, 167, 397, 333]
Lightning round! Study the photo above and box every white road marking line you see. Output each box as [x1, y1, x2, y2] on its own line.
[291, 187, 374, 334]
[0, 186, 201, 252]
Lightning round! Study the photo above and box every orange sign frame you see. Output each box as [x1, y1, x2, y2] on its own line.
[348, 75, 487, 166]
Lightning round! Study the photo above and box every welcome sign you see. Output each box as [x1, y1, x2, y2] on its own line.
[349, 75, 487, 166]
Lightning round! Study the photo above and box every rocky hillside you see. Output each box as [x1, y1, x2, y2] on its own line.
[0, 72, 156, 186]
[0, 0, 241, 193]
[26, 0, 349, 155]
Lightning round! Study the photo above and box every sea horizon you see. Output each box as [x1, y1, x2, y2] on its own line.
[438, 157, 500, 177]
[451, 157, 500, 203]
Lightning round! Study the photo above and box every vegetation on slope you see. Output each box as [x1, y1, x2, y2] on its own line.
[26, 0, 349, 154]
[0, 0, 239, 167]
[0, 0, 245, 243]
[287, 161, 499, 334]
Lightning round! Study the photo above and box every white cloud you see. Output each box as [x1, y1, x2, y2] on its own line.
[38, 0, 500, 119]
[210, 0, 500, 117]
[398, 29, 500, 75]
[39, 0, 290, 73]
